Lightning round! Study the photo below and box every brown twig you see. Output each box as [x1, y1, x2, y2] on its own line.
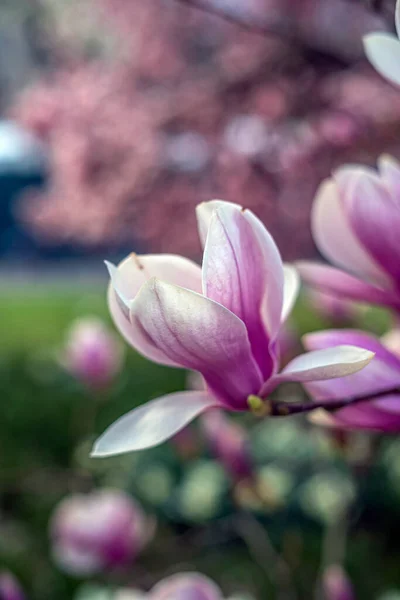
[248, 386, 400, 418]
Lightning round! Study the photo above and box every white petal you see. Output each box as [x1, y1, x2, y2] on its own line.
[196, 199, 242, 247]
[108, 253, 202, 305]
[396, 0, 400, 39]
[364, 33, 400, 87]
[106, 254, 202, 367]
[312, 178, 390, 287]
[91, 392, 218, 456]
[276, 346, 374, 383]
[281, 264, 300, 322]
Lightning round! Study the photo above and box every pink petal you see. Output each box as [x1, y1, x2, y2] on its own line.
[364, 33, 400, 87]
[336, 167, 400, 286]
[92, 392, 219, 456]
[310, 405, 400, 432]
[311, 179, 390, 287]
[150, 573, 223, 600]
[282, 264, 300, 322]
[130, 278, 262, 408]
[296, 262, 399, 308]
[267, 346, 373, 389]
[196, 199, 241, 247]
[202, 204, 283, 378]
[108, 285, 180, 368]
[107, 255, 202, 366]
[330, 402, 400, 432]
[303, 330, 400, 411]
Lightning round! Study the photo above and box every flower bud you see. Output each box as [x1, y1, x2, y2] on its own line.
[50, 489, 153, 576]
[62, 317, 123, 389]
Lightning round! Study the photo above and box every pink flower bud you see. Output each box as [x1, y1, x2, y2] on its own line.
[322, 566, 355, 600]
[201, 410, 252, 481]
[0, 572, 25, 600]
[50, 489, 153, 576]
[62, 317, 123, 389]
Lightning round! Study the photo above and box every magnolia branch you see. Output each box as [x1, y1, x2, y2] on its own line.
[248, 386, 400, 417]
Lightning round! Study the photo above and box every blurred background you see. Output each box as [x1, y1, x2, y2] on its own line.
[2, 0, 400, 598]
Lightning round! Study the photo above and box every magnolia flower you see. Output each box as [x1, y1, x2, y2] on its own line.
[297, 156, 400, 312]
[149, 573, 224, 600]
[305, 330, 400, 432]
[61, 317, 124, 389]
[50, 489, 153, 576]
[201, 410, 253, 481]
[0, 572, 25, 600]
[92, 200, 374, 457]
[322, 565, 355, 600]
[364, 0, 400, 87]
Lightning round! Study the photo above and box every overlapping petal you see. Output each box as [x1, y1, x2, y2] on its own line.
[196, 199, 239, 247]
[106, 255, 202, 365]
[92, 392, 219, 456]
[311, 178, 390, 287]
[202, 203, 283, 377]
[130, 278, 262, 407]
[335, 167, 400, 286]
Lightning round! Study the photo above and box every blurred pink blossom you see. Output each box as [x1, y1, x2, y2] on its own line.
[322, 565, 355, 600]
[50, 489, 153, 576]
[305, 330, 400, 432]
[12, 0, 400, 261]
[61, 317, 124, 390]
[0, 572, 25, 600]
[298, 155, 400, 313]
[149, 572, 224, 600]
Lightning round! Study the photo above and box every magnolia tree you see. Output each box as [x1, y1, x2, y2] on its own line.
[11, 0, 400, 259]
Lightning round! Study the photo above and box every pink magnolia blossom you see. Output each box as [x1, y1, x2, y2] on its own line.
[305, 330, 400, 432]
[149, 572, 224, 600]
[201, 409, 253, 481]
[92, 200, 373, 457]
[0, 572, 25, 600]
[322, 565, 355, 600]
[364, 0, 400, 87]
[50, 489, 153, 576]
[61, 317, 124, 389]
[297, 155, 400, 312]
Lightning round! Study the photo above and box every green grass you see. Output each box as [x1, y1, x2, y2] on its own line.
[0, 285, 108, 352]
